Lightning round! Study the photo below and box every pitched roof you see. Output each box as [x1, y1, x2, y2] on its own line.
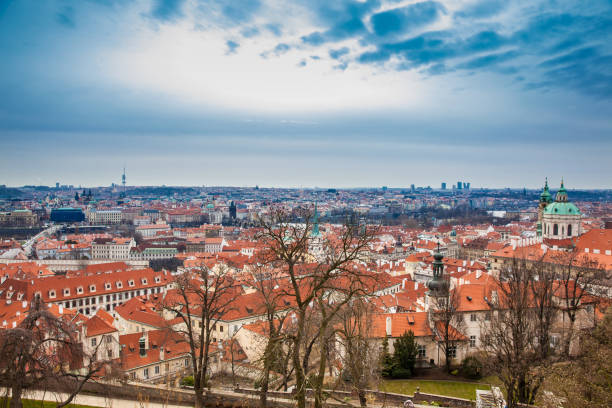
[119, 329, 191, 370]
[369, 312, 433, 338]
[114, 295, 168, 328]
[84, 314, 117, 337]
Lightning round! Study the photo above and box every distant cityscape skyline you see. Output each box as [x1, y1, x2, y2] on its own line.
[4, 177, 608, 191]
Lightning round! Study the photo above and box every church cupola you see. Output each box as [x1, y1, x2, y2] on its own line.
[555, 179, 568, 202]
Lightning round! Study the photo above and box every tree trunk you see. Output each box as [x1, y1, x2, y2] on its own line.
[313, 327, 328, 408]
[9, 384, 22, 408]
[358, 390, 367, 407]
[259, 360, 270, 408]
[194, 385, 205, 408]
[293, 312, 306, 408]
[293, 338, 306, 408]
[563, 314, 576, 357]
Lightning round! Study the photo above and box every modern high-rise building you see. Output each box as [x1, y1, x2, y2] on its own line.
[441, 182, 446, 190]
[457, 181, 462, 189]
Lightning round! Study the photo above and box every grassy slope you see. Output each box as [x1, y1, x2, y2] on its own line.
[381, 379, 492, 401]
[3, 399, 102, 408]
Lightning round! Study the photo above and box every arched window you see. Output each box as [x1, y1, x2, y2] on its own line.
[562, 225, 565, 236]
[568, 224, 572, 236]
[553, 224, 558, 236]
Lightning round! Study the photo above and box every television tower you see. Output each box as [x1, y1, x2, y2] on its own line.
[122, 166, 126, 196]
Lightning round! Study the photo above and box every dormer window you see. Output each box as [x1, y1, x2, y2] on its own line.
[154, 277, 161, 283]
[116, 281, 123, 289]
[141, 278, 148, 285]
[89, 285, 96, 293]
[63, 288, 70, 296]
[77, 287, 83, 294]
[105, 283, 111, 290]
[128, 280, 135, 287]
[49, 290, 56, 299]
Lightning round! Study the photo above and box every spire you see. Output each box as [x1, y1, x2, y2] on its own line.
[311, 202, 320, 237]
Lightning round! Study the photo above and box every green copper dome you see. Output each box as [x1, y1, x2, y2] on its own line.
[543, 201, 581, 216]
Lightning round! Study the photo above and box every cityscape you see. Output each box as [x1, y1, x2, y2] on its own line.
[1, 1, 612, 408]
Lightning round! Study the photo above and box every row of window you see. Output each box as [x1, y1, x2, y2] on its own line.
[63, 286, 165, 315]
[547, 223, 573, 236]
[48, 277, 161, 298]
[139, 358, 190, 380]
[468, 313, 491, 322]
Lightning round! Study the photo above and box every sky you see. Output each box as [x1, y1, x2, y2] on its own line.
[0, 0, 611, 189]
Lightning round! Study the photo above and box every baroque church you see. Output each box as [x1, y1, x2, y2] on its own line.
[537, 179, 582, 243]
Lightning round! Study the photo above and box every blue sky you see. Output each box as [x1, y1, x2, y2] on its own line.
[1, 0, 611, 188]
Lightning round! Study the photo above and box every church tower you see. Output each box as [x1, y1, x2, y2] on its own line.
[537, 178, 553, 237]
[309, 202, 324, 261]
[426, 244, 450, 310]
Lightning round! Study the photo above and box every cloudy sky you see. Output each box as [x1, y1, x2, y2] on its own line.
[1, 0, 611, 188]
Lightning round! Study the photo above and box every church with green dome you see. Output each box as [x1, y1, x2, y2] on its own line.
[537, 179, 582, 241]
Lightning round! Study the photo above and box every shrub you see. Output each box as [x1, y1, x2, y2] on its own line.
[181, 376, 194, 387]
[390, 367, 412, 379]
[460, 355, 483, 379]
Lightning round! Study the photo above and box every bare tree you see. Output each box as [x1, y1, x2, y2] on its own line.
[255, 206, 375, 408]
[247, 264, 292, 408]
[538, 307, 612, 408]
[553, 249, 607, 357]
[0, 299, 113, 408]
[161, 264, 239, 408]
[306, 271, 381, 408]
[429, 285, 465, 373]
[480, 257, 542, 408]
[336, 298, 380, 407]
[529, 257, 557, 360]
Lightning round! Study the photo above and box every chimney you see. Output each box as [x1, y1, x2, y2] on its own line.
[402, 279, 406, 289]
[385, 316, 392, 337]
[476, 270, 482, 279]
[414, 281, 418, 290]
[59, 305, 63, 315]
[22, 300, 27, 308]
[159, 346, 164, 361]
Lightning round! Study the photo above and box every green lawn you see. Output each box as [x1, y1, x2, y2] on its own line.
[3, 399, 101, 408]
[381, 379, 491, 401]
